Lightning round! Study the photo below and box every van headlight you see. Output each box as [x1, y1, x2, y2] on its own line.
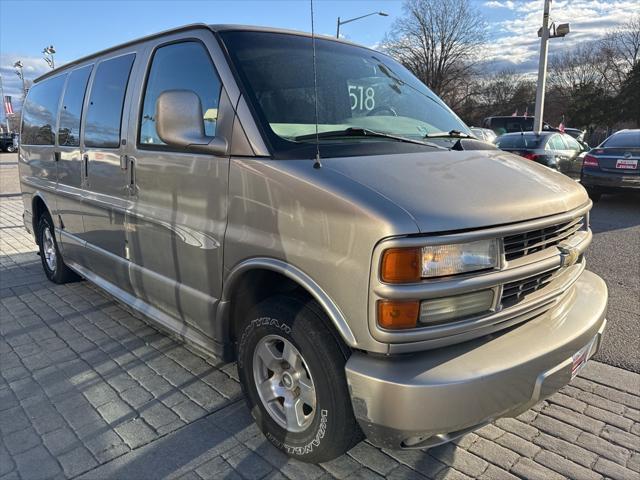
[381, 239, 499, 283]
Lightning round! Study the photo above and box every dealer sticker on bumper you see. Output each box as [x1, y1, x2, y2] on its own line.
[616, 159, 638, 169]
[572, 337, 597, 378]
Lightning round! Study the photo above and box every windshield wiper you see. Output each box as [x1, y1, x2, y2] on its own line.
[294, 127, 444, 149]
[424, 130, 473, 139]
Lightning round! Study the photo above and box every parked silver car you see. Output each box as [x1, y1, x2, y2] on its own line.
[19, 24, 607, 463]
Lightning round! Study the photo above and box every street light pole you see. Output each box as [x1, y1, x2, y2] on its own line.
[533, 0, 551, 134]
[43, 45, 56, 69]
[0, 74, 10, 133]
[336, 11, 388, 38]
[13, 61, 26, 98]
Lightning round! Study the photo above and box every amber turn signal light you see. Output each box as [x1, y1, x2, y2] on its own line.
[377, 300, 419, 330]
[380, 248, 421, 283]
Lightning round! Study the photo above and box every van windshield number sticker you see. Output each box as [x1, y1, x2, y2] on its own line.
[349, 85, 375, 111]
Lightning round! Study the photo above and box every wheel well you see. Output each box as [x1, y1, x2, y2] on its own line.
[228, 269, 310, 344]
[32, 196, 48, 243]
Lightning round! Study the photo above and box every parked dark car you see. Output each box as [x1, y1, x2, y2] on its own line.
[581, 129, 640, 201]
[0, 133, 18, 152]
[482, 116, 555, 135]
[494, 131, 588, 179]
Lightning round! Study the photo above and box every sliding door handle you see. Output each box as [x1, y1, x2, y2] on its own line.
[83, 154, 89, 178]
[128, 157, 137, 195]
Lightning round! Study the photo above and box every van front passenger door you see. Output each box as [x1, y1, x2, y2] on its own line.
[127, 39, 230, 340]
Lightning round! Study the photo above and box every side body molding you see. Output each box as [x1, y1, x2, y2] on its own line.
[217, 258, 357, 348]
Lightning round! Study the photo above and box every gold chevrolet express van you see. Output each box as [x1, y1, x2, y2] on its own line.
[19, 24, 607, 463]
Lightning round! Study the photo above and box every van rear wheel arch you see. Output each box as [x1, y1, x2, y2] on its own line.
[32, 195, 52, 244]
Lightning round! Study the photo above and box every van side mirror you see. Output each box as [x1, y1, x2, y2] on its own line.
[156, 90, 227, 155]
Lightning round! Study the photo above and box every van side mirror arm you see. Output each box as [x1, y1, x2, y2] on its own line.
[156, 90, 228, 156]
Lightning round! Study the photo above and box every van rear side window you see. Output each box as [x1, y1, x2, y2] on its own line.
[21, 75, 66, 145]
[140, 41, 222, 146]
[84, 54, 135, 148]
[58, 65, 93, 147]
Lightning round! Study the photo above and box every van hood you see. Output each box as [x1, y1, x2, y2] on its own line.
[323, 149, 589, 234]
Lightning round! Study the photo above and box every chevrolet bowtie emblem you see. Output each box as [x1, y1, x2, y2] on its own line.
[558, 243, 580, 267]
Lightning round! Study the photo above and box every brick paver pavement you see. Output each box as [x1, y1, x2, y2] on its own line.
[1, 196, 639, 480]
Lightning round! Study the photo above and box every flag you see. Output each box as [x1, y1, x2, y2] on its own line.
[558, 115, 565, 133]
[511, 109, 518, 117]
[523, 106, 529, 117]
[3, 96, 13, 115]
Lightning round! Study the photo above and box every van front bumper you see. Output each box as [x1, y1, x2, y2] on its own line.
[345, 270, 607, 450]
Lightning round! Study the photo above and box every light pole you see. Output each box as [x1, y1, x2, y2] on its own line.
[336, 11, 388, 38]
[533, 0, 570, 133]
[13, 61, 26, 98]
[42, 45, 56, 69]
[0, 74, 10, 133]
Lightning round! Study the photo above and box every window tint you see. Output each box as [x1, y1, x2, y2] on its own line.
[21, 75, 66, 145]
[84, 54, 135, 148]
[495, 134, 542, 149]
[602, 131, 640, 148]
[58, 65, 93, 147]
[140, 42, 221, 146]
[548, 135, 565, 150]
[563, 134, 580, 151]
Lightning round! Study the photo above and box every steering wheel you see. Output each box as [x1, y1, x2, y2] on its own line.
[367, 106, 398, 117]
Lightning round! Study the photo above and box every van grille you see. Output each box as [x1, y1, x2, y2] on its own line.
[500, 270, 557, 308]
[503, 217, 584, 261]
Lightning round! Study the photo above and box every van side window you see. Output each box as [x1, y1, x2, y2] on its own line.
[21, 75, 66, 145]
[84, 53, 135, 148]
[58, 65, 93, 147]
[140, 41, 222, 146]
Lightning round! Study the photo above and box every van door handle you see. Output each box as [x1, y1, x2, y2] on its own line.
[128, 157, 137, 195]
[120, 154, 129, 170]
[83, 154, 89, 178]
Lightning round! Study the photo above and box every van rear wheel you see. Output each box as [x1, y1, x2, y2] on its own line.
[37, 214, 79, 284]
[236, 295, 362, 463]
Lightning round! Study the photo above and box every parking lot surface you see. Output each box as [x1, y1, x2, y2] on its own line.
[1, 152, 639, 479]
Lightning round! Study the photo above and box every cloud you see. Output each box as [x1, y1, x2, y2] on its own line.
[484, 1, 516, 9]
[481, 0, 640, 73]
[1, 54, 54, 110]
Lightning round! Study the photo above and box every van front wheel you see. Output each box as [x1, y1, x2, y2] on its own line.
[236, 295, 362, 463]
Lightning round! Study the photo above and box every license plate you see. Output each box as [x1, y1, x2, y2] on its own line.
[616, 159, 638, 169]
[571, 338, 596, 378]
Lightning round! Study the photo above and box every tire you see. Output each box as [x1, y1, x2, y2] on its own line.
[586, 188, 602, 202]
[237, 295, 362, 463]
[37, 214, 79, 284]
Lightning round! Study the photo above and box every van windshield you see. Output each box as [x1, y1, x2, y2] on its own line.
[220, 31, 469, 155]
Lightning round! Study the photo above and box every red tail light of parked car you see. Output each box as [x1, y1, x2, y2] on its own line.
[583, 154, 599, 169]
[522, 153, 540, 161]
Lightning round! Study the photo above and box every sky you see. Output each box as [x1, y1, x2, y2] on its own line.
[1, 0, 639, 118]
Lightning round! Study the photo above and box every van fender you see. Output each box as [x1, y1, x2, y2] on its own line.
[217, 257, 357, 348]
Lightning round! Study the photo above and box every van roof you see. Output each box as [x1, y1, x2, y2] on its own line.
[35, 23, 361, 83]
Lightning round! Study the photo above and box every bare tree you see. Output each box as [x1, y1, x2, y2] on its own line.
[548, 43, 604, 91]
[380, 0, 486, 107]
[596, 15, 640, 91]
[612, 15, 640, 70]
